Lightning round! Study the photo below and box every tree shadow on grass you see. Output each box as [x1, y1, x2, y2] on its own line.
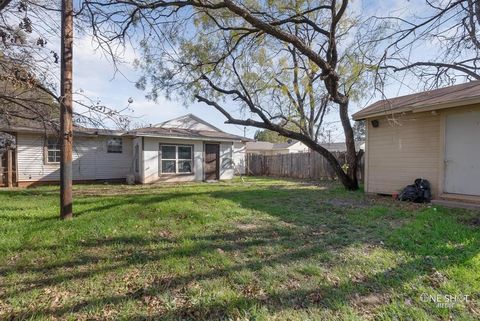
[1, 185, 479, 320]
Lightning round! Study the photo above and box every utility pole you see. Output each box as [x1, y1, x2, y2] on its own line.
[60, 0, 73, 219]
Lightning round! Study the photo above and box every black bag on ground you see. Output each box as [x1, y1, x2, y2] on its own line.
[398, 178, 431, 203]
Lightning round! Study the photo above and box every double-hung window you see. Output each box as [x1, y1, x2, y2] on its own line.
[46, 137, 61, 163]
[160, 145, 193, 174]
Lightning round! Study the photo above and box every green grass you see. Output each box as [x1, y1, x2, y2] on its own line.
[0, 177, 479, 320]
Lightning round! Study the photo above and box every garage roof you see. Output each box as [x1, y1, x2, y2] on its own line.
[353, 80, 480, 120]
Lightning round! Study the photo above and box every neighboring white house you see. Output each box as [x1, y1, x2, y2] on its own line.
[0, 114, 249, 187]
[320, 141, 365, 152]
[246, 140, 365, 155]
[246, 140, 309, 155]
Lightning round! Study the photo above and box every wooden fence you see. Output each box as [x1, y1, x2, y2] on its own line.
[246, 151, 364, 182]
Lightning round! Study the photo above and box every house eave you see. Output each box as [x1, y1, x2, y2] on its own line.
[134, 132, 245, 142]
[411, 96, 480, 113]
[0, 126, 133, 137]
[353, 96, 480, 121]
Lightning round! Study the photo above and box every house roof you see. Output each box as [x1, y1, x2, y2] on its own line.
[154, 113, 224, 132]
[131, 126, 248, 142]
[0, 124, 129, 137]
[0, 114, 251, 142]
[133, 114, 250, 142]
[353, 80, 480, 120]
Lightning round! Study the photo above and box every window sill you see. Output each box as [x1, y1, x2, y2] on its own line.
[159, 173, 195, 177]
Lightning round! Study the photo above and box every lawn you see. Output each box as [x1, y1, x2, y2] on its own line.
[0, 178, 479, 320]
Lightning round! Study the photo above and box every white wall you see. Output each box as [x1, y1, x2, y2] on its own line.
[142, 137, 204, 183]
[16, 133, 134, 183]
[287, 141, 309, 153]
[133, 137, 143, 183]
[219, 142, 234, 179]
[141, 137, 242, 183]
[233, 142, 246, 175]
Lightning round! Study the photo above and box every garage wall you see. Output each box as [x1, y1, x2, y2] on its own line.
[365, 111, 441, 196]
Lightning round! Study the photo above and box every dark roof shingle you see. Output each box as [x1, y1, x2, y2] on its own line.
[132, 126, 248, 141]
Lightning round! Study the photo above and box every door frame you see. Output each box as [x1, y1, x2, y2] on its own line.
[203, 142, 220, 181]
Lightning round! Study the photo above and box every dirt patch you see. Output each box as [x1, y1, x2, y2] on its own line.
[325, 198, 372, 208]
[426, 269, 448, 288]
[351, 292, 390, 319]
[235, 223, 264, 231]
[388, 218, 409, 229]
[367, 194, 427, 211]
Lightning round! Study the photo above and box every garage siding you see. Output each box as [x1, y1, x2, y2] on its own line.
[366, 112, 441, 196]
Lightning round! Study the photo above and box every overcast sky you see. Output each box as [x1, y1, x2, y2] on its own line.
[71, 0, 447, 141]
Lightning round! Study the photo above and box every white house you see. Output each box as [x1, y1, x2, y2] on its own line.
[0, 114, 248, 187]
[246, 140, 309, 155]
[245, 140, 365, 156]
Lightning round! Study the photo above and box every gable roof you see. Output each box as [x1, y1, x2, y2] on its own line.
[131, 126, 248, 142]
[154, 114, 224, 132]
[353, 80, 480, 120]
[133, 114, 249, 142]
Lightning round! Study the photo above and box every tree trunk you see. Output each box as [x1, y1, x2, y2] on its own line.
[60, 0, 73, 220]
[308, 142, 358, 190]
[338, 100, 359, 190]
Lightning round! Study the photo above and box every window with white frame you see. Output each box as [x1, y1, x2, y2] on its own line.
[160, 145, 193, 174]
[107, 137, 123, 153]
[46, 137, 61, 163]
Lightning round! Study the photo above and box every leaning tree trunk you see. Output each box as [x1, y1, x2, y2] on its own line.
[307, 144, 357, 189]
[338, 101, 359, 190]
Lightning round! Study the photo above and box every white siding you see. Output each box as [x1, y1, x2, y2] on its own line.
[16, 133, 134, 183]
[233, 142, 246, 175]
[158, 115, 218, 131]
[133, 137, 143, 183]
[219, 142, 234, 179]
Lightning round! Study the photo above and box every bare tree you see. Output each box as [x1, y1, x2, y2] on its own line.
[81, 0, 376, 190]
[0, 0, 134, 219]
[371, 0, 480, 88]
[0, 0, 133, 129]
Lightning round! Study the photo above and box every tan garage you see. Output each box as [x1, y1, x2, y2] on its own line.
[353, 81, 480, 201]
